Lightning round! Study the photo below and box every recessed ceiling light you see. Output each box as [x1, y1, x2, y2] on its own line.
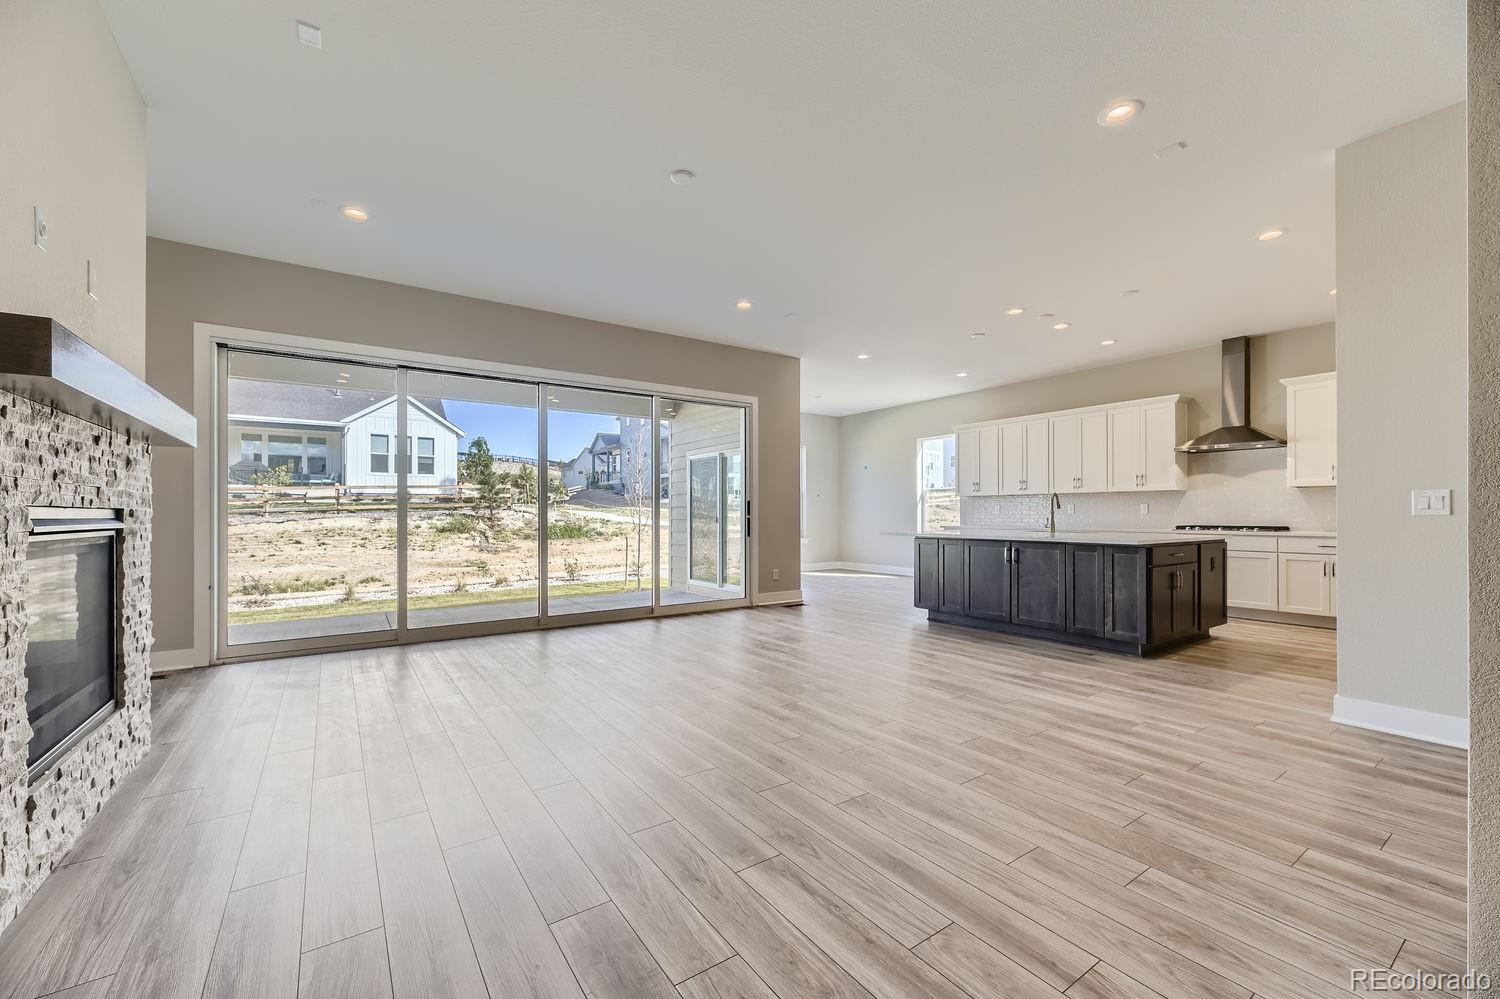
[856, 353, 870, 360]
[1098, 99, 1144, 126]
[783, 312, 798, 319]
[735, 299, 753, 311]
[955, 372, 969, 378]
[1329, 288, 1338, 295]
[1121, 289, 1140, 297]
[296, 20, 322, 48]
[1053, 322, 1071, 331]
[1257, 227, 1289, 241]
[668, 169, 696, 185]
[1038, 313, 1054, 319]
[340, 205, 369, 221]
[970, 331, 987, 339]
[1005, 307, 1025, 316]
[1101, 339, 1117, 346]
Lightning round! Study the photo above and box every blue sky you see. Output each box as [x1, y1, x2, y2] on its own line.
[444, 401, 623, 462]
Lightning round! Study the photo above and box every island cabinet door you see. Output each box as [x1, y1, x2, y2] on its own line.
[1198, 542, 1227, 629]
[914, 539, 940, 609]
[1065, 545, 1106, 637]
[938, 539, 966, 614]
[1103, 548, 1148, 643]
[964, 541, 1012, 621]
[1149, 563, 1200, 643]
[1011, 542, 1067, 631]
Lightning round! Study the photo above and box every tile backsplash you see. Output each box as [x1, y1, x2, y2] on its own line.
[961, 448, 1336, 533]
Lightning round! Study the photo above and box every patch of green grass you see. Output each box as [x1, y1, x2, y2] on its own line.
[236, 574, 345, 596]
[547, 518, 602, 540]
[433, 514, 482, 535]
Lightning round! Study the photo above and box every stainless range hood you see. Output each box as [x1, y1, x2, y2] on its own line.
[1177, 336, 1285, 453]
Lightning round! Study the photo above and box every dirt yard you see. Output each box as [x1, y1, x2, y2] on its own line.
[226, 498, 656, 622]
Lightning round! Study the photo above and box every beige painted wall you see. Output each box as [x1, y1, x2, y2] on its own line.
[835, 324, 1335, 569]
[1470, 0, 1497, 972]
[0, 0, 146, 375]
[799, 413, 843, 565]
[145, 239, 801, 659]
[1335, 103, 1469, 722]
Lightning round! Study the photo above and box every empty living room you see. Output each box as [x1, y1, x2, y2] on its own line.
[3, 0, 1498, 996]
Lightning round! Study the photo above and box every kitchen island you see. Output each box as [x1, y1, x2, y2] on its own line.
[914, 529, 1227, 655]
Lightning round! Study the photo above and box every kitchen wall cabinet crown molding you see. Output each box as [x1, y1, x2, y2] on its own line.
[1281, 371, 1337, 487]
[955, 393, 1184, 497]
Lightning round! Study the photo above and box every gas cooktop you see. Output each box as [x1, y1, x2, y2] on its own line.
[1175, 524, 1291, 533]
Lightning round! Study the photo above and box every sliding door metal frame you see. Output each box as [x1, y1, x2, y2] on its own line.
[208, 336, 754, 665]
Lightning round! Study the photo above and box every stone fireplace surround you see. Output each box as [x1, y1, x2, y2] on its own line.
[0, 388, 153, 934]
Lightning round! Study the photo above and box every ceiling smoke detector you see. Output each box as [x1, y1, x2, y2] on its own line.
[296, 20, 322, 48]
[668, 169, 696, 185]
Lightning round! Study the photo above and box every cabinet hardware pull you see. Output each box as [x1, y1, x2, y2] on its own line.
[1322, 562, 1327, 577]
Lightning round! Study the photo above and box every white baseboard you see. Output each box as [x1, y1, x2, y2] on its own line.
[1331, 694, 1468, 749]
[802, 561, 913, 577]
[150, 647, 208, 674]
[756, 589, 805, 606]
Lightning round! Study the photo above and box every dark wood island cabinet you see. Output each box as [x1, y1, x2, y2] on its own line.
[914, 531, 1227, 656]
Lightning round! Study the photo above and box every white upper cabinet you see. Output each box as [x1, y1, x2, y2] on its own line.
[997, 418, 1049, 494]
[977, 424, 999, 494]
[1021, 418, 1049, 493]
[1282, 372, 1337, 487]
[1140, 400, 1185, 490]
[1050, 410, 1108, 492]
[1106, 397, 1184, 491]
[956, 393, 1182, 497]
[956, 424, 1000, 495]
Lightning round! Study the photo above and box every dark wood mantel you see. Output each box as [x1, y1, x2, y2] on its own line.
[0, 313, 195, 447]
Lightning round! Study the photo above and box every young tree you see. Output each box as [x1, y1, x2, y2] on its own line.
[458, 437, 503, 521]
[621, 422, 653, 589]
[512, 462, 538, 506]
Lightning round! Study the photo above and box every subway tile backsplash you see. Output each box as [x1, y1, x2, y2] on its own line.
[961, 448, 1336, 533]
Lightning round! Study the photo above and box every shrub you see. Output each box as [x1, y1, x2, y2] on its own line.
[564, 558, 583, 582]
[548, 518, 600, 540]
[493, 574, 511, 588]
[454, 578, 468, 593]
[356, 574, 383, 585]
[434, 514, 481, 535]
[341, 583, 356, 603]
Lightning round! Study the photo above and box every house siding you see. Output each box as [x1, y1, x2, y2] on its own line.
[666, 402, 744, 594]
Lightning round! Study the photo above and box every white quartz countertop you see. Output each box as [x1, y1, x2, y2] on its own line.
[915, 529, 1222, 545]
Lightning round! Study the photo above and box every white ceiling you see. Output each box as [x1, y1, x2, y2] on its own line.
[100, 0, 1464, 416]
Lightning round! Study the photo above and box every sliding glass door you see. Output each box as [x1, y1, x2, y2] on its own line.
[217, 345, 749, 659]
[221, 350, 398, 649]
[660, 398, 745, 605]
[543, 386, 655, 617]
[404, 370, 540, 630]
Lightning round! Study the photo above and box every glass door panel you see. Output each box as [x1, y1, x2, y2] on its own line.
[659, 399, 745, 605]
[223, 350, 398, 647]
[405, 370, 540, 629]
[545, 385, 655, 616]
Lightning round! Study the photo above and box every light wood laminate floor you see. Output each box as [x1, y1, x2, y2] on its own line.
[0, 571, 1467, 999]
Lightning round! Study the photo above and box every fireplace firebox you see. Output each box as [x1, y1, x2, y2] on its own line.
[24, 507, 124, 779]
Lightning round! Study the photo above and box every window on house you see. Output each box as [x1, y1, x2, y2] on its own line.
[370, 433, 390, 474]
[239, 433, 265, 465]
[416, 437, 435, 476]
[306, 436, 329, 477]
[268, 435, 304, 476]
[918, 435, 959, 532]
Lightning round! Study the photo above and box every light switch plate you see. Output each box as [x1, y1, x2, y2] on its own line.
[1139, 503, 1149, 515]
[1411, 489, 1452, 516]
[34, 206, 48, 251]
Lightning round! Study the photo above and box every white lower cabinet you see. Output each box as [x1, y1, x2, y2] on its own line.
[1277, 552, 1335, 616]
[1225, 550, 1278, 610]
[1224, 536, 1336, 617]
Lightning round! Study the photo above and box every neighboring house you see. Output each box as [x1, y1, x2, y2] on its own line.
[560, 417, 668, 495]
[227, 381, 464, 487]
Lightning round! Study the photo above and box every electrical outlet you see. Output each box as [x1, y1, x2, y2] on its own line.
[772, 568, 780, 581]
[34, 207, 48, 251]
[87, 259, 99, 300]
[1139, 503, 1149, 515]
[1066, 503, 1075, 514]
